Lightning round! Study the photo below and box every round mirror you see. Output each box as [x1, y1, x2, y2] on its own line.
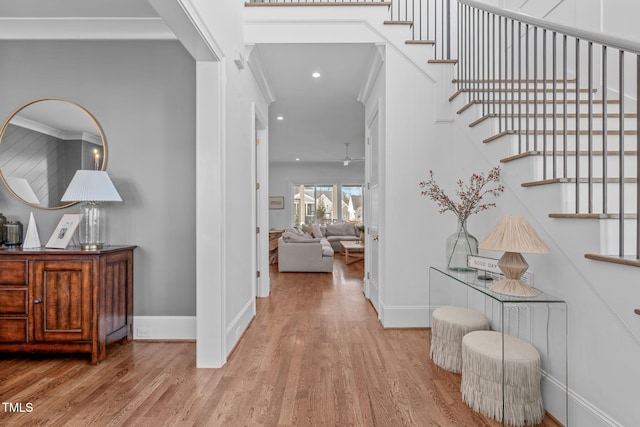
[0, 98, 107, 209]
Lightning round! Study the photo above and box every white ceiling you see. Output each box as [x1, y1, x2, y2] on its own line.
[256, 43, 373, 165]
[0, 2, 373, 166]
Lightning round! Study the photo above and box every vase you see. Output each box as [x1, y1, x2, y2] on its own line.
[445, 219, 478, 271]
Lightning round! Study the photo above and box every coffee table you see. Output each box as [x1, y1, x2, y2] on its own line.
[339, 240, 365, 264]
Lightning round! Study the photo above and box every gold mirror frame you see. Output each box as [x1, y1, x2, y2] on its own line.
[0, 98, 108, 210]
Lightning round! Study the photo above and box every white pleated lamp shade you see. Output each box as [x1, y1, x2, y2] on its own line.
[479, 216, 548, 254]
[61, 170, 122, 202]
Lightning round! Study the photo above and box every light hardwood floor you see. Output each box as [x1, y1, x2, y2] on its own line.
[0, 256, 561, 426]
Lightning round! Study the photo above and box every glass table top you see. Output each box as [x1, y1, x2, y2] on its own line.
[430, 266, 566, 304]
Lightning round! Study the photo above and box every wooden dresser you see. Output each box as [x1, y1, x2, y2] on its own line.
[269, 229, 285, 264]
[0, 245, 136, 364]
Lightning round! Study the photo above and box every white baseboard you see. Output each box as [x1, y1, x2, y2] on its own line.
[379, 304, 429, 328]
[133, 316, 196, 340]
[225, 298, 256, 356]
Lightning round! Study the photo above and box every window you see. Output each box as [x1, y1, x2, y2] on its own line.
[341, 185, 364, 223]
[293, 184, 363, 225]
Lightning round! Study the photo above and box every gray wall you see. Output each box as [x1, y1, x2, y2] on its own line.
[0, 40, 196, 316]
[269, 161, 364, 229]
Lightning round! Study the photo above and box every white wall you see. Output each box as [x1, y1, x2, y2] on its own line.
[268, 161, 364, 229]
[0, 40, 196, 318]
[490, 0, 640, 43]
[188, 0, 270, 359]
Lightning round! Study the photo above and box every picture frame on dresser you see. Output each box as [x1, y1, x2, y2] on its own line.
[45, 213, 81, 249]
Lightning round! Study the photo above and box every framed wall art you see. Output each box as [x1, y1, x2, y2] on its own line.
[269, 196, 285, 210]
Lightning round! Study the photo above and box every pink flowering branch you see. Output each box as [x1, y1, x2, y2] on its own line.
[418, 166, 504, 222]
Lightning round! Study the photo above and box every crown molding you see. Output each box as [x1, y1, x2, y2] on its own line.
[148, 0, 221, 61]
[357, 43, 385, 104]
[10, 115, 102, 145]
[245, 44, 276, 105]
[0, 17, 176, 40]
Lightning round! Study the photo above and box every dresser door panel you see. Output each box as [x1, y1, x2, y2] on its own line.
[33, 260, 92, 342]
[104, 256, 130, 337]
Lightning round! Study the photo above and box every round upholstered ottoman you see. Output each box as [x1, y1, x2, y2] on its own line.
[461, 330, 544, 427]
[430, 306, 491, 373]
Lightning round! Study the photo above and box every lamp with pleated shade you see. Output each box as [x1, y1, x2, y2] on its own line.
[479, 216, 549, 297]
[61, 170, 122, 250]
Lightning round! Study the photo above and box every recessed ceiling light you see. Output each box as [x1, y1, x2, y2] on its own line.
[276, 116, 284, 121]
[312, 72, 321, 78]
[295, 158, 301, 161]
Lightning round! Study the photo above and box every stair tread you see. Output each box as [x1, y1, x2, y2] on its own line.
[585, 254, 640, 267]
[457, 87, 596, 93]
[468, 112, 638, 128]
[428, 59, 458, 64]
[384, 20, 413, 25]
[501, 150, 638, 163]
[484, 129, 638, 143]
[458, 99, 621, 114]
[245, 1, 392, 6]
[459, 100, 620, 113]
[405, 40, 435, 45]
[549, 213, 637, 219]
[522, 177, 637, 187]
[478, 99, 619, 104]
[453, 78, 577, 84]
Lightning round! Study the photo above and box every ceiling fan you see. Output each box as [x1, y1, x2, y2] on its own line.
[342, 142, 365, 166]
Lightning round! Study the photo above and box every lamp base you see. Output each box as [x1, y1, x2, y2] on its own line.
[490, 278, 538, 297]
[490, 251, 538, 297]
[80, 243, 103, 251]
[79, 202, 107, 251]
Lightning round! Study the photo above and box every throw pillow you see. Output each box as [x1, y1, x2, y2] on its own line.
[325, 223, 357, 237]
[312, 224, 323, 238]
[285, 227, 304, 236]
[282, 230, 318, 242]
[301, 224, 314, 236]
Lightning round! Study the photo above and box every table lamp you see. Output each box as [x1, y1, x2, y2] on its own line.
[61, 170, 122, 250]
[478, 216, 549, 297]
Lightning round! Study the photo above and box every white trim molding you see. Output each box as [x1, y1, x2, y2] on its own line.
[379, 304, 429, 328]
[0, 17, 175, 40]
[148, 0, 221, 61]
[133, 316, 196, 340]
[225, 298, 256, 356]
[357, 43, 385, 104]
[246, 44, 277, 105]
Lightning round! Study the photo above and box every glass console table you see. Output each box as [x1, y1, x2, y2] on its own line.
[429, 266, 568, 426]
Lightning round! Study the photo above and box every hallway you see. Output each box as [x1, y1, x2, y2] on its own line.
[0, 256, 559, 426]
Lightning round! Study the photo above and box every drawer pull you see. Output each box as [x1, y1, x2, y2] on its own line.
[34, 299, 42, 304]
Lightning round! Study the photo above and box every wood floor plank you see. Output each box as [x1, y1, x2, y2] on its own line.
[0, 255, 562, 426]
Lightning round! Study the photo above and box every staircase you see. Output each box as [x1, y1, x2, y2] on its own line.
[445, 1, 639, 267]
[247, 0, 640, 268]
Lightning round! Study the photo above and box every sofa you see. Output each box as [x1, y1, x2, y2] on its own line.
[317, 223, 362, 252]
[277, 224, 363, 272]
[277, 228, 334, 272]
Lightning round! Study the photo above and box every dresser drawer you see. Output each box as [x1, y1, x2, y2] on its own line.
[0, 260, 28, 285]
[0, 318, 28, 342]
[0, 288, 28, 314]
